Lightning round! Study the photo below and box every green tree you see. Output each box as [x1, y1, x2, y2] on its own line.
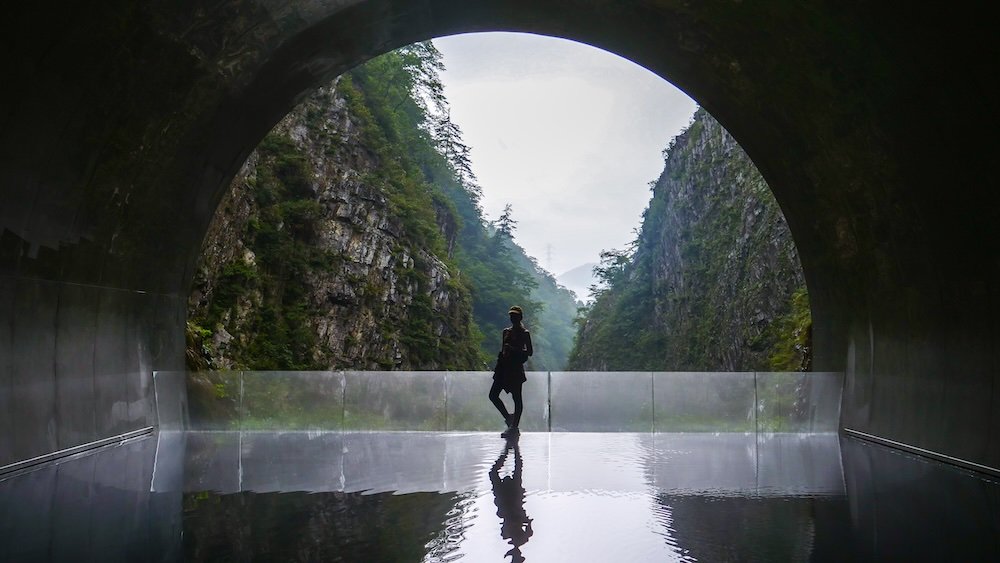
[568, 109, 807, 371]
[188, 40, 581, 372]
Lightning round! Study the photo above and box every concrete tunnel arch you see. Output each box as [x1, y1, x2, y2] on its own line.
[1, 1, 997, 473]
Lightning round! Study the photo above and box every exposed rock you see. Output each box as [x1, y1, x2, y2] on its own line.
[569, 109, 808, 371]
[187, 78, 477, 370]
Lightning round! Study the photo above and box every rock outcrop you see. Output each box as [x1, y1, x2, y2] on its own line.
[187, 77, 480, 370]
[569, 109, 809, 371]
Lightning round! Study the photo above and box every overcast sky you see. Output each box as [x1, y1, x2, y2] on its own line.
[433, 32, 697, 281]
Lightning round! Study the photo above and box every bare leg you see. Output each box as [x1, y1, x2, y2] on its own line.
[489, 379, 511, 425]
[510, 385, 523, 429]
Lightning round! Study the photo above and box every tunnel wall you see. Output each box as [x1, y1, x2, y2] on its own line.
[0, 276, 184, 467]
[1, 2, 998, 470]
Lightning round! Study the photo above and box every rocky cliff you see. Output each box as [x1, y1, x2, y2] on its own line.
[569, 109, 810, 371]
[187, 76, 481, 370]
[186, 44, 580, 372]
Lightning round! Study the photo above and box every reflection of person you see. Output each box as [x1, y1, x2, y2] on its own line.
[490, 440, 532, 562]
[489, 306, 533, 438]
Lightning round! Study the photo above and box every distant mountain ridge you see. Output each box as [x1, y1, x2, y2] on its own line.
[557, 262, 597, 301]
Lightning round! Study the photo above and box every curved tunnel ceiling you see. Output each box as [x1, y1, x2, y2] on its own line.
[1, 1, 998, 470]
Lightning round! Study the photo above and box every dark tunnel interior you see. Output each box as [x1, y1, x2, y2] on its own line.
[1, 0, 998, 485]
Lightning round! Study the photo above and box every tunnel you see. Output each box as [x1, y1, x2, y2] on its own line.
[1, 0, 998, 481]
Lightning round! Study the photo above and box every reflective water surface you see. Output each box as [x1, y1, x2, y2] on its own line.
[2, 431, 998, 561]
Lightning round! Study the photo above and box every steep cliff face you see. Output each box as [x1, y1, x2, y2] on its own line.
[187, 77, 480, 370]
[185, 43, 601, 373]
[569, 109, 810, 371]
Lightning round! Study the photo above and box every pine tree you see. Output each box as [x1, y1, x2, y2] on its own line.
[433, 111, 482, 204]
[495, 203, 517, 240]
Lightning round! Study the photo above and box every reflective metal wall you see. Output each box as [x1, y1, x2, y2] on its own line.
[840, 435, 1000, 560]
[0, 434, 183, 562]
[0, 277, 185, 470]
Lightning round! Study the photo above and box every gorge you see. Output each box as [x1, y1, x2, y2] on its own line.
[569, 109, 809, 371]
[186, 45, 807, 376]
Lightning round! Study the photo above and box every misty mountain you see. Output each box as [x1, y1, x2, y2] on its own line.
[557, 262, 598, 301]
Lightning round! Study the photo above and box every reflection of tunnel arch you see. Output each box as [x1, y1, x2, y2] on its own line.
[1, 3, 997, 472]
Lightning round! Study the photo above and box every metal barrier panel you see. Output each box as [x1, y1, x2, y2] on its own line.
[242, 371, 345, 430]
[444, 371, 547, 431]
[550, 372, 653, 431]
[343, 371, 446, 430]
[185, 371, 241, 430]
[755, 371, 843, 432]
[161, 371, 844, 433]
[151, 371, 188, 431]
[654, 372, 755, 432]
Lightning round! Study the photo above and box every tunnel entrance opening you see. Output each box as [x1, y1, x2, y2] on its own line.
[2, 0, 998, 497]
[186, 32, 813, 380]
[3, 4, 999, 560]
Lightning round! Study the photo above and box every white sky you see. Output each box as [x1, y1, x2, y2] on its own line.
[433, 32, 697, 277]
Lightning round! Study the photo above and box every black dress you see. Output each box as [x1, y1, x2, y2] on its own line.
[493, 326, 532, 393]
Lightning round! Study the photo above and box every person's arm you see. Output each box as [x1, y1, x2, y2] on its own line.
[524, 331, 533, 358]
[500, 328, 510, 358]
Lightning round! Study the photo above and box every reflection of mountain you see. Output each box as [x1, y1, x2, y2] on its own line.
[556, 262, 597, 301]
[658, 494, 852, 562]
[183, 490, 462, 562]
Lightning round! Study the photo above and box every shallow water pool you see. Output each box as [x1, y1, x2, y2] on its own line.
[2, 431, 998, 561]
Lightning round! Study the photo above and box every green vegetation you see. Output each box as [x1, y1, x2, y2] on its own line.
[345, 45, 578, 368]
[183, 370, 826, 432]
[187, 42, 579, 373]
[182, 488, 463, 561]
[569, 109, 809, 371]
[767, 287, 812, 371]
[567, 240, 672, 370]
[347, 44, 578, 369]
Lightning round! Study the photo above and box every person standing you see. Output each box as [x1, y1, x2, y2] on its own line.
[489, 305, 533, 438]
